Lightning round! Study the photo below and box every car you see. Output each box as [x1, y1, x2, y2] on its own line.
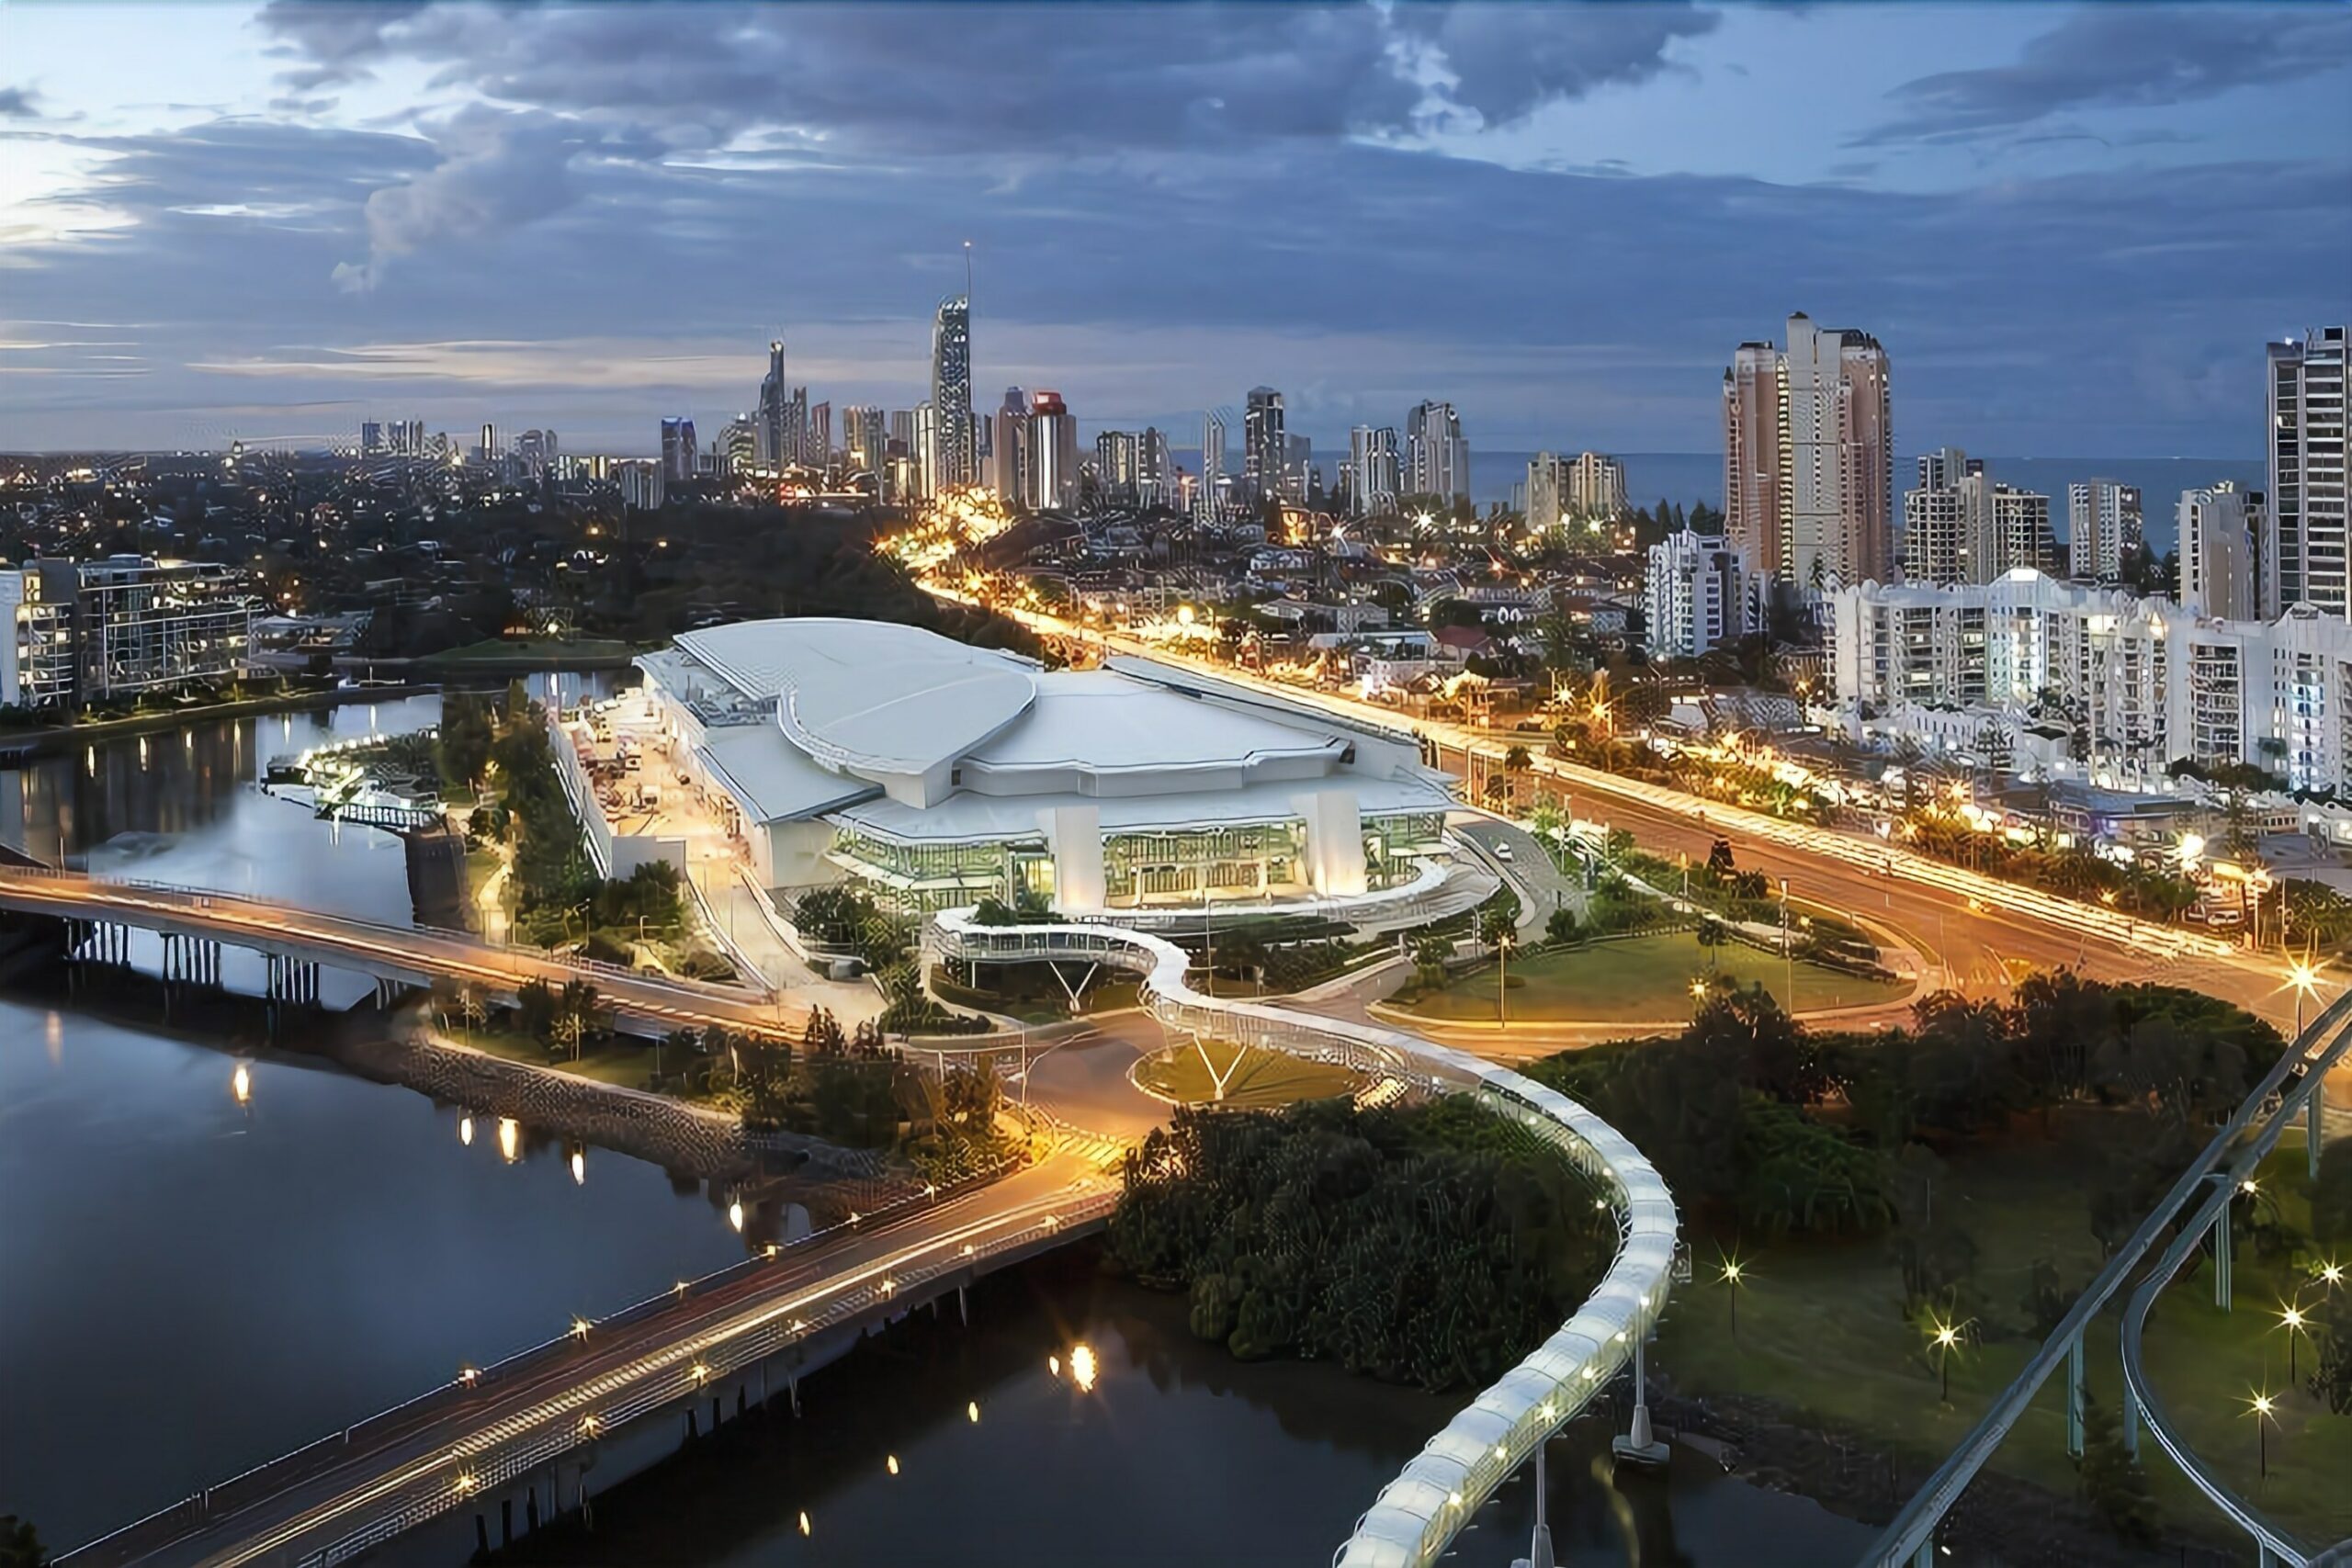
[1492, 843, 1514, 863]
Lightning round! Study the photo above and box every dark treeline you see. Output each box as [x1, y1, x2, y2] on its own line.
[1107, 1098, 1615, 1392]
[1532, 973, 2284, 1247]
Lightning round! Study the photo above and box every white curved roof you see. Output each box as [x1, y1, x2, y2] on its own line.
[674, 618, 1039, 778]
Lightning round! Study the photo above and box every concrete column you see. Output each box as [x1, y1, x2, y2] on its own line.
[1038, 805, 1104, 914]
[2065, 1328, 2086, 1459]
[1291, 788, 1366, 897]
[2214, 1205, 2233, 1310]
[1611, 1337, 1668, 1465]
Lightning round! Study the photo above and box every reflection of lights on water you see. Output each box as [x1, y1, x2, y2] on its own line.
[967, 1401, 979, 1423]
[497, 1118, 520, 1163]
[459, 1114, 474, 1146]
[1047, 1354, 1059, 1378]
[45, 1010, 62, 1066]
[569, 1149, 585, 1185]
[232, 1063, 253, 1106]
[1069, 1343, 1098, 1393]
[797, 1512, 810, 1538]
[728, 1199, 745, 1233]
[886, 1454, 899, 1475]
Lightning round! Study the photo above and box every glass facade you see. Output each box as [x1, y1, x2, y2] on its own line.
[831, 807, 1451, 915]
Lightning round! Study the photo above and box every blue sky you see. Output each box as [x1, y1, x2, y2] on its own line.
[0, 1, 2346, 457]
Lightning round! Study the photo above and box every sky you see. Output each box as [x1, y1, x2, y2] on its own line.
[0, 1, 2346, 457]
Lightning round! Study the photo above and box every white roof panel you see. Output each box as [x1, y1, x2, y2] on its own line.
[699, 727, 879, 824]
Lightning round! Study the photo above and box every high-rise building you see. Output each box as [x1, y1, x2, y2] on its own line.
[989, 389, 1028, 502]
[1243, 387, 1284, 504]
[2268, 325, 2349, 615]
[617, 460, 665, 511]
[1724, 314, 1892, 589]
[720, 416, 758, 476]
[359, 421, 384, 457]
[512, 428, 557, 478]
[1351, 426, 1400, 518]
[1723, 342, 1781, 575]
[844, 406, 888, 477]
[2180, 483, 2262, 620]
[1566, 452, 1627, 520]
[478, 423, 499, 466]
[660, 417, 696, 484]
[1899, 449, 2044, 586]
[929, 295, 974, 493]
[1646, 528, 1749, 659]
[757, 339, 788, 469]
[2067, 480, 2143, 582]
[1405, 401, 1469, 503]
[1526, 452, 1566, 532]
[1095, 430, 1140, 502]
[912, 402, 937, 498]
[1197, 410, 1227, 523]
[1136, 429, 1171, 509]
[808, 401, 831, 468]
[889, 409, 916, 454]
[1027, 391, 1079, 510]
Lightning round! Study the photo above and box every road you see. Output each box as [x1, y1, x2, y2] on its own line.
[1450, 811, 1587, 932]
[971, 610, 2312, 1038]
[0, 867, 811, 1041]
[69, 1157, 1106, 1568]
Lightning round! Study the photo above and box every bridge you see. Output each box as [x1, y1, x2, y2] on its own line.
[0, 865, 808, 1039]
[50, 886, 1675, 1568]
[58, 1157, 1114, 1568]
[926, 908, 1679, 1568]
[1861, 987, 2352, 1568]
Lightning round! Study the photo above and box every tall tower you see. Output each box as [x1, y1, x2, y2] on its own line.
[1722, 342, 1782, 575]
[1243, 387, 1284, 504]
[929, 295, 974, 493]
[2269, 325, 2349, 615]
[1782, 313, 1892, 591]
[1197, 410, 1227, 523]
[757, 339, 788, 469]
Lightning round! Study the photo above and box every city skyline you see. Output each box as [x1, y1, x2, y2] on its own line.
[2, 3, 2346, 454]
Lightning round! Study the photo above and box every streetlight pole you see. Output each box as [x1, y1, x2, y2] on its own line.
[1780, 877, 1792, 1011]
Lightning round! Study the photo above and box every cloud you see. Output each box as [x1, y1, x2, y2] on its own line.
[1862, 5, 2352, 145]
[0, 85, 42, 119]
[257, 0, 433, 92]
[336, 107, 606, 290]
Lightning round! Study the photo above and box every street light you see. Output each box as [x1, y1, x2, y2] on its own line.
[2278, 1300, 2312, 1382]
[1928, 1316, 1966, 1404]
[2289, 959, 2321, 1036]
[2246, 1391, 2277, 1481]
[1497, 932, 1514, 1024]
[1718, 1252, 1747, 1343]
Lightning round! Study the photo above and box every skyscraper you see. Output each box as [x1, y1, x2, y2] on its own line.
[2067, 480, 2143, 582]
[1095, 429, 1139, 502]
[1904, 449, 2051, 586]
[359, 421, 383, 457]
[2180, 483, 2261, 620]
[1725, 314, 1892, 589]
[1198, 410, 1227, 523]
[1027, 391, 1079, 510]
[1351, 426, 1400, 518]
[1405, 401, 1469, 503]
[1137, 429, 1171, 509]
[1646, 527, 1749, 659]
[2268, 325, 2348, 615]
[1566, 452, 1627, 520]
[660, 417, 696, 484]
[844, 406, 888, 477]
[989, 389, 1028, 502]
[929, 295, 974, 493]
[757, 340, 788, 469]
[1243, 387, 1284, 504]
[808, 402, 831, 468]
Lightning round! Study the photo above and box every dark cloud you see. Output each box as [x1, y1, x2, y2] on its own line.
[1862, 5, 2352, 144]
[257, 0, 433, 91]
[0, 85, 43, 118]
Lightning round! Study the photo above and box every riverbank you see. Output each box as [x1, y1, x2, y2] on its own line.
[0, 682, 438, 763]
[1651, 1386, 2235, 1567]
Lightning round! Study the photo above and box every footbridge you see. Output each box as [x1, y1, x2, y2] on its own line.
[1861, 988, 2352, 1568]
[0, 865, 805, 1039]
[928, 908, 1679, 1568]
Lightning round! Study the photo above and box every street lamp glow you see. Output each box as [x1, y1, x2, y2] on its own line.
[497, 1117, 521, 1163]
[886, 1454, 899, 1475]
[1069, 1342, 1099, 1392]
[458, 1113, 474, 1146]
[2321, 1260, 2346, 1289]
[798, 1511, 811, 1538]
[967, 1401, 980, 1423]
[570, 1149, 585, 1186]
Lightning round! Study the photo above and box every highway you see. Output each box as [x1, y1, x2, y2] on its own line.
[957, 602, 2315, 1037]
[0, 867, 812, 1041]
[62, 1157, 1110, 1568]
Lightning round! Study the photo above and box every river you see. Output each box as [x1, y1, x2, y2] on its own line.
[0, 684, 1871, 1565]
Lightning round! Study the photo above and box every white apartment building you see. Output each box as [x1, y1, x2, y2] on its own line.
[1645, 528, 1748, 659]
[1902, 448, 2052, 587]
[1351, 426, 1401, 517]
[2178, 483, 2261, 620]
[0, 557, 255, 711]
[2066, 479, 2142, 582]
[1831, 570, 2352, 794]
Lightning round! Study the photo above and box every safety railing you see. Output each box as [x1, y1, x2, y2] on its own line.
[1860, 987, 2352, 1567]
[929, 908, 1678, 1568]
[57, 1159, 1077, 1568]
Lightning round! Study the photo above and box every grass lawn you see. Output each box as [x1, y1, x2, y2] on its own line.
[1657, 1115, 2352, 1550]
[1133, 1041, 1363, 1109]
[1396, 931, 1908, 1023]
[444, 1022, 667, 1091]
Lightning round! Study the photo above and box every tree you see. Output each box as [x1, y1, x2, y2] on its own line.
[1544, 905, 1579, 944]
[0, 1517, 44, 1568]
[2077, 1392, 2159, 1544]
[1706, 837, 1736, 877]
[1503, 743, 1532, 775]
